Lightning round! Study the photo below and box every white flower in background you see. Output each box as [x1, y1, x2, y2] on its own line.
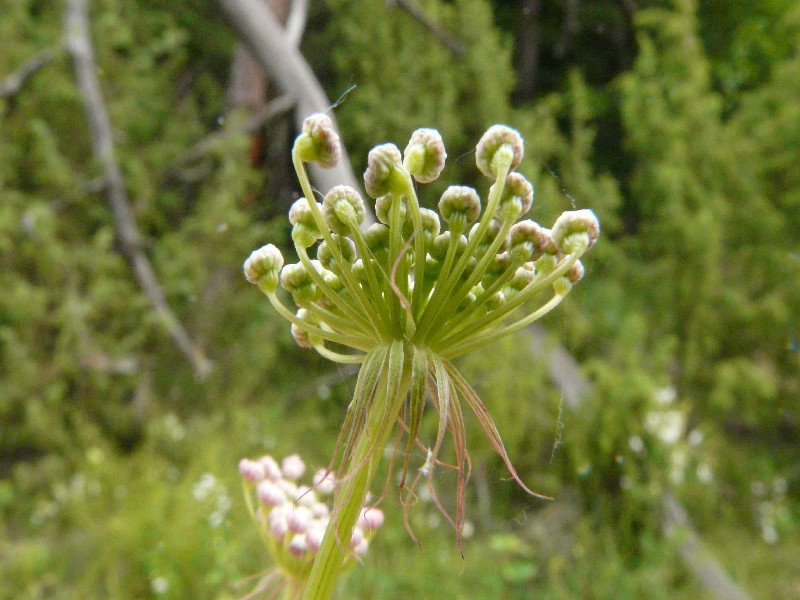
[653, 386, 677, 405]
[645, 410, 685, 446]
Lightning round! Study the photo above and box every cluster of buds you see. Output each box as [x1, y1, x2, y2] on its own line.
[239, 454, 384, 587]
[244, 114, 598, 363]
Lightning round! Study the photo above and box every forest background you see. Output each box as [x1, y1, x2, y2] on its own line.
[1, 0, 798, 598]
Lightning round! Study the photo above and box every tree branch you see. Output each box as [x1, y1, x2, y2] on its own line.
[389, 0, 466, 58]
[0, 46, 58, 99]
[64, 0, 211, 380]
[214, 0, 367, 211]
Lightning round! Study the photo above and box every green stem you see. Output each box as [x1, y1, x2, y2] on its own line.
[300, 341, 412, 600]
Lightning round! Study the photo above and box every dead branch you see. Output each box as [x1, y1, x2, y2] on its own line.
[284, 0, 309, 48]
[64, 0, 211, 380]
[214, 0, 367, 211]
[389, 0, 466, 58]
[0, 46, 58, 99]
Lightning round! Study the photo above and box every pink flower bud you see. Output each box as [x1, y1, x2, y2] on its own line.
[238, 458, 265, 482]
[294, 484, 317, 507]
[281, 454, 306, 480]
[312, 469, 336, 495]
[287, 505, 312, 534]
[268, 507, 289, 538]
[349, 526, 364, 548]
[551, 209, 600, 254]
[257, 480, 288, 507]
[306, 523, 326, 552]
[296, 113, 341, 168]
[353, 538, 369, 558]
[357, 507, 385, 531]
[311, 502, 330, 518]
[259, 455, 282, 481]
[404, 128, 447, 184]
[364, 143, 403, 199]
[288, 533, 309, 556]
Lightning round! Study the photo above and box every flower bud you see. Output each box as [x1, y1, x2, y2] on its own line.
[481, 252, 510, 288]
[403, 207, 441, 246]
[357, 507, 385, 531]
[269, 505, 290, 538]
[306, 524, 326, 552]
[257, 480, 288, 507]
[497, 172, 534, 220]
[280, 263, 321, 306]
[317, 234, 357, 271]
[375, 193, 407, 225]
[291, 308, 313, 349]
[289, 198, 324, 248]
[508, 220, 548, 263]
[353, 538, 369, 558]
[438, 186, 481, 231]
[566, 260, 585, 284]
[288, 533, 308, 556]
[364, 143, 403, 198]
[282, 454, 306, 480]
[486, 290, 506, 310]
[323, 185, 366, 234]
[287, 506, 312, 534]
[349, 526, 365, 548]
[239, 459, 266, 482]
[551, 209, 600, 254]
[313, 469, 336, 495]
[294, 113, 341, 168]
[351, 259, 368, 285]
[470, 220, 508, 257]
[363, 223, 390, 253]
[243, 244, 284, 293]
[430, 231, 467, 261]
[403, 128, 447, 183]
[259, 455, 282, 481]
[311, 502, 329, 518]
[475, 125, 524, 179]
[504, 266, 535, 299]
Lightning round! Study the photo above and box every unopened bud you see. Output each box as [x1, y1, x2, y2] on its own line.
[438, 186, 481, 231]
[288, 533, 309, 556]
[280, 263, 321, 306]
[375, 193, 407, 225]
[364, 143, 403, 198]
[313, 469, 336, 495]
[403, 207, 441, 245]
[317, 234, 357, 271]
[498, 172, 534, 220]
[551, 209, 600, 254]
[239, 458, 266, 482]
[282, 454, 306, 480]
[475, 125, 524, 179]
[508, 220, 548, 263]
[257, 480, 288, 507]
[289, 198, 324, 248]
[430, 231, 467, 261]
[294, 113, 341, 168]
[403, 128, 447, 183]
[244, 244, 284, 293]
[566, 260, 585, 284]
[357, 507, 385, 531]
[259, 455, 282, 481]
[323, 185, 366, 234]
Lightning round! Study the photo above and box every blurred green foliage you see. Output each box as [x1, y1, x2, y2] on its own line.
[1, 0, 798, 598]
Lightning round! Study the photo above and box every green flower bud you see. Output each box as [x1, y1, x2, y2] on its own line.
[481, 252, 510, 288]
[318, 269, 343, 307]
[430, 231, 467, 261]
[469, 220, 508, 257]
[352, 259, 368, 285]
[289, 198, 324, 248]
[498, 172, 534, 220]
[507, 220, 548, 263]
[317, 234, 357, 271]
[375, 193, 407, 225]
[294, 113, 342, 168]
[486, 290, 506, 311]
[551, 209, 600, 254]
[280, 262, 321, 306]
[504, 265, 535, 299]
[403, 207, 441, 246]
[423, 255, 441, 282]
[322, 185, 366, 234]
[438, 186, 481, 231]
[553, 276, 572, 297]
[364, 143, 403, 199]
[363, 223, 390, 253]
[475, 125, 523, 179]
[403, 128, 446, 184]
[244, 244, 285, 293]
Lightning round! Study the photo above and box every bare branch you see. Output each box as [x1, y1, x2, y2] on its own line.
[64, 0, 211, 380]
[0, 46, 58, 99]
[285, 0, 309, 48]
[214, 0, 367, 209]
[170, 94, 295, 172]
[389, 0, 466, 58]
